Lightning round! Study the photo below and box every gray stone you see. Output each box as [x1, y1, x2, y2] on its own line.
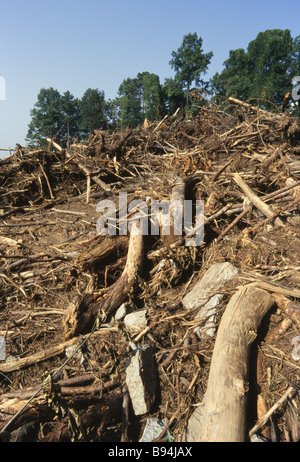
[185, 403, 205, 442]
[194, 293, 224, 338]
[124, 309, 148, 334]
[114, 302, 128, 321]
[139, 418, 168, 442]
[182, 262, 238, 311]
[125, 344, 157, 416]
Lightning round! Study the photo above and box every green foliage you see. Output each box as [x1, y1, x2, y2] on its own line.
[26, 87, 66, 146]
[211, 29, 299, 112]
[106, 98, 121, 131]
[79, 88, 108, 137]
[247, 29, 293, 105]
[26, 30, 300, 146]
[26, 88, 109, 147]
[26, 87, 81, 147]
[162, 77, 185, 114]
[118, 72, 165, 128]
[60, 91, 81, 146]
[292, 35, 300, 76]
[170, 32, 213, 109]
[142, 72, 165, 121]
[118, 76, 143, 128]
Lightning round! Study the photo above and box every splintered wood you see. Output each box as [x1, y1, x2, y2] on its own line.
[0, 97, 299, 442]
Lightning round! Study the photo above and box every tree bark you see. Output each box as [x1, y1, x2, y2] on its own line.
[194, 285, 274, 442]
[63, 228, 144, 339]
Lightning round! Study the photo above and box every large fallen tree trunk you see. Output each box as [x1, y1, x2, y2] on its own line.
[187, 285, 274, 442]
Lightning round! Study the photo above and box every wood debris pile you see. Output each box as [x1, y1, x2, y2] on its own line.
[0, 97, 300, 442]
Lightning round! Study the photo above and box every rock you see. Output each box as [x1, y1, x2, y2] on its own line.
[124, 309, 148, 334]
[139, 417, 168, 442]
[114, 302, 128, 321]
[125, 344, 157, 416]
[250, 434, 270, 442]
[193, 293, 224, 338]
[65, 343, 87, 368]
[182, 262, 238, 311]
[0, 336, 6, 360]
[185, 403, 205, 442]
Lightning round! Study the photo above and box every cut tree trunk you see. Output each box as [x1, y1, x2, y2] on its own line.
[63, 228, 144, 340]
[187, 285, 274, 442]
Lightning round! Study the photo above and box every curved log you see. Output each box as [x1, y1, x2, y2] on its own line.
[187, 285, 274, 442]
[63, 229, 144, 340]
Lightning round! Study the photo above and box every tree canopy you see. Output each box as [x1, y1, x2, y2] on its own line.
[211, 29, 299, 111]
[170, 32, 213, 108]
[117, 72, 165, 128]
[27, 87, 66, 146]
[26, 88, 108, 147]
[26, 29, 299, 147]
[170, 33, 213, 91]
[79, 88, 108, 136]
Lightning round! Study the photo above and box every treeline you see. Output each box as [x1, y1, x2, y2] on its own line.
[26, 29, 300, 147]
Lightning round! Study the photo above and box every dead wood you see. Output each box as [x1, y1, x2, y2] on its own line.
[0, 96, 299, 442]
[63, 228, 144, 339]
[194, 286, 274, 442]
[0, 328, 118, 373]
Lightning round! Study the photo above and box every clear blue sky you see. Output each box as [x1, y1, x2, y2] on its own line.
[0, 0, 299, 151]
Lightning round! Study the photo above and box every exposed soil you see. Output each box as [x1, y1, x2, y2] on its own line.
[0, 98, 299, 442]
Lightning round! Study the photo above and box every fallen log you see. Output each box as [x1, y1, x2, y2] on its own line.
[0, 328, 118, 374]
[187, 285, 274, 442]
[233, 173, 284, 227]
[63, 226, 144, 339]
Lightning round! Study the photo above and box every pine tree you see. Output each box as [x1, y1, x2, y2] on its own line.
[211, 29, 299, 112]
[26, 87, 63, 146]
[170, 33, 213, 110]
[79, 88, 108, 137]
[26, 88, 81, 147]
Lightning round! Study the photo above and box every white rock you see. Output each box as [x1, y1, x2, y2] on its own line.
[182, 262, 238, 311]
[139, 418, 168, 442]
[114, 302, 128, 321]
[194, 293, 224, 338]
[0, 336, 6, 360]
[125, 344, 157, 416]
[185, 403, 205, 442]
[124, 309, 148, 334]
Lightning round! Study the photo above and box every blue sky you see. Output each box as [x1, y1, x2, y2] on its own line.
[0, 0, 299, 151]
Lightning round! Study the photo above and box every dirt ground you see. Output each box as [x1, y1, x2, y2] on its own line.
[0, 98, 299, 442]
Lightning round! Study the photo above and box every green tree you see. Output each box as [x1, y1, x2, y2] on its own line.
[26, 87, 64, 146]
[211, 48, 251, 102]
[26, 88, 81, 147]
[247, 29, 293, 105]
[209, 71, 227, 105]
[60, 91, 81, 146]
[139, 72, 164, 121]
[79, 88, 108, 137]
[118, 76, 143, 128]
[118, 72, 164, 127]
[292, 35, 300, 77]
[106, 98, 121, 131]
[170, 33, 213, 108]
[211, 29, 298, 110]
[162, 77, 185, 115]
